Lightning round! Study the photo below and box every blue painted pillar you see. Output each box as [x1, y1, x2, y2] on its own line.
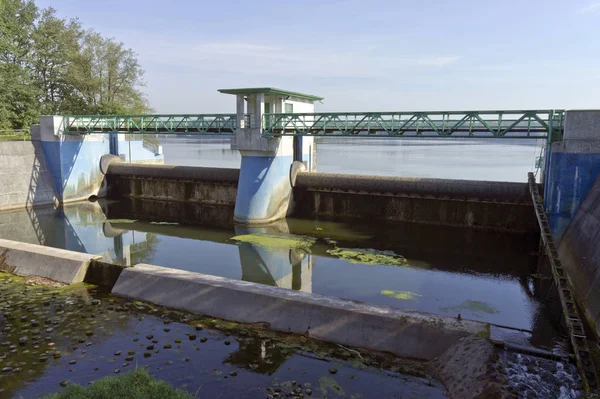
[38, 116, 111, 203]
[545, 110, 600, 240]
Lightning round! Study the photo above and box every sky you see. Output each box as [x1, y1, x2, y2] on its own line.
[36, 0, 600, 113]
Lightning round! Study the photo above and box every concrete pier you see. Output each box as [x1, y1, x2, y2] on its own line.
[545, 110, 600, 238]
[219, 88, 319, 224]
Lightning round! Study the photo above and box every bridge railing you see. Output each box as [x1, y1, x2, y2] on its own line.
[63, 114, 243, 135]
[263, 110, 565, 140]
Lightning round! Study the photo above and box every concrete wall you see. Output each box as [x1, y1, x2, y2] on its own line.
[545, 110, 600, 239]
[558, 172, 600, 337]
[294, 173, 538, 233]
[0, 141, 57, 211]
[106, 163, 239, 206]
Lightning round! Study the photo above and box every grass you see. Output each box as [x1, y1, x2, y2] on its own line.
[42, 368, 193, 399]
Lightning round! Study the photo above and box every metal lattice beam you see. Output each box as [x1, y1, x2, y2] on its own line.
[63, 114, 240, 135]
[263, 110, 564, 141]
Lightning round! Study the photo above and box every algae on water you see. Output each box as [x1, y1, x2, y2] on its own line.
[327, 247, 407, 266]
[231, 234, 316, 252]
[380, 290, 422, 300]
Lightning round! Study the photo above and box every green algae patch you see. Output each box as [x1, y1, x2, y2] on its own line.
[381, 290, 422, 300]
[231, 234, 316, 252]
[327, 247, 407, 266]
[441, 300, 499, 315]
[106, 219, 138, 224]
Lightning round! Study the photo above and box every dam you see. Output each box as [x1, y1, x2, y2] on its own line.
[0, 87, 599, 397]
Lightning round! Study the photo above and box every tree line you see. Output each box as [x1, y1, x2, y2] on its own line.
[0, 0, 150, 129]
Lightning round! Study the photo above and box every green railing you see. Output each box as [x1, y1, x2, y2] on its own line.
[263, 110, 565, 141]
[61, 110, 566, 142]
[63, 114, 240, 135]
[0, 129, 31, 142]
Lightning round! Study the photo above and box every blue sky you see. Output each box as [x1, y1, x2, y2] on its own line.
[37, 0, 600, 113]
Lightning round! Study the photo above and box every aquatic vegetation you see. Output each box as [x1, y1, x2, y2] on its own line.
[327, 247, 407, 266]
[231, 234, 316, 252]
[106, 219, 138, 224]
[380, 290, 422, 300]
[42, 368, 191, 398]
[440, 300, 499, 315]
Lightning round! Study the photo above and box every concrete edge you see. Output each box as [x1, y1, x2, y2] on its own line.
[112, 263, 489, 360]
[0, 238, 100, 284]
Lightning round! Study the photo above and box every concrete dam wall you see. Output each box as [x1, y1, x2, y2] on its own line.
[293, 172, 538, 233]
[559, 172, 600, 337]
[105, 163, 538, 232]
[0, 141, 56, 211]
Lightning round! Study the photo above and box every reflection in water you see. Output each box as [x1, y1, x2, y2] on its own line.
[0, 200, 561, 352]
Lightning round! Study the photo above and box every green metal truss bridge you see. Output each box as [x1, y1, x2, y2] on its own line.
[63, 110, 565, 142]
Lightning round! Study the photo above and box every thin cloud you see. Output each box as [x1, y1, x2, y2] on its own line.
[578, 2, 600, 14]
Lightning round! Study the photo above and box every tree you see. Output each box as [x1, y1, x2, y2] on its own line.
[0, 0, 39, 128]
[31, 7, 82, 115]
[67, 31, 151, 115]
[0, 0, 151, 128]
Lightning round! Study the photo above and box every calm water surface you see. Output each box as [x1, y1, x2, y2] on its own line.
[0, 200, 560, 353]
[160, 136, 545, 182]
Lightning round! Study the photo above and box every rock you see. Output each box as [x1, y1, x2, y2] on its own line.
[329, 368, 337, 374]
[184, 357, 190, 362]
[38, 357, 48, 363]
[128, 351, 135, 355]
[200, 337, 208, 343]
[165, 361, 173, 365]
[60, 380, 68, 387]
[125, 356, 134, 361]
[2, 367, 11, 373]
[69, 360, 76, 365]
[189, 334, 196, 341]
[19, 337, 27, 346]
[91, 300, 100, 306]
[230, 371, 237, 376]
[163, 344, 172, 349]
[85, 331, 93, 336]
[164, 328, 171, 332]
[429, 336, 516, 399]
[195, 325, 203, 331]
[143, 352, 151, 358]
[30, 320, 39, 327]
[114, 351, 121, 356]
[20, 316, 27, 322]
[53, 351, 62, 359]
[224, 340, 230, 345]
[113, 368, 120, 374]
[146, 335, 154, 340]
[146, 345, 154, 350]
[305, 389, 312, 395]
[174, 339, 181, 344]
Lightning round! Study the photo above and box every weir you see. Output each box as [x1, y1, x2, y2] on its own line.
[2, 89, 600, 395]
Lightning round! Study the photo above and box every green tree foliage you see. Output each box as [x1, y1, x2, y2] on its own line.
[0, 0, 150, 129]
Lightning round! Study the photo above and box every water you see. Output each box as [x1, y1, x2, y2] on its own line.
[0, 273, 445, 399]
[0, 201, 561, 353]
[160, 136, 545, 182]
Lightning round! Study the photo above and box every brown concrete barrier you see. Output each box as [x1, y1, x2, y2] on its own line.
[294, 172, 538, 232]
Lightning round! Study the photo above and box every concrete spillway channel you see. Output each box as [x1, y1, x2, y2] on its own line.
[0, 162, 594, 396]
